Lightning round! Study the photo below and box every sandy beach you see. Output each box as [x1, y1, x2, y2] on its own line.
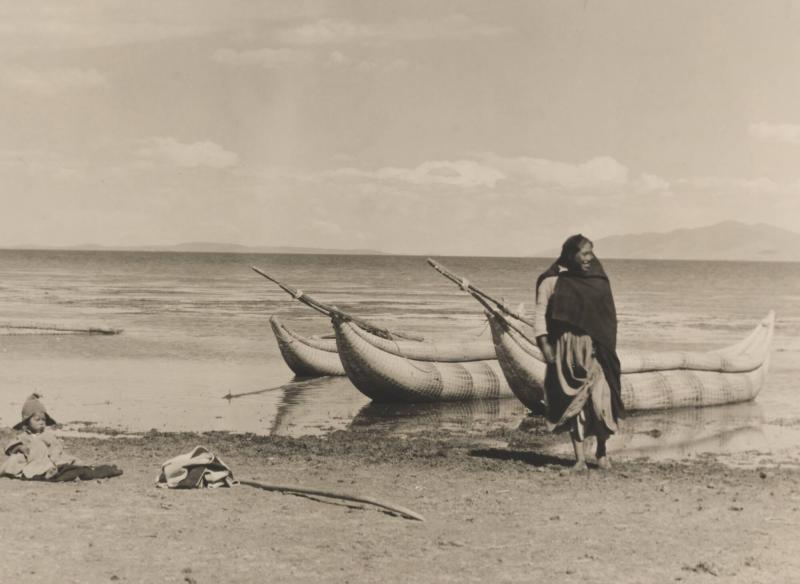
[2, 421, 799, 584]
[1, 251, 797, 584]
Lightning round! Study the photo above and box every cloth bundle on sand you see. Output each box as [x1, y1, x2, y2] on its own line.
[156, 446, 235, 489]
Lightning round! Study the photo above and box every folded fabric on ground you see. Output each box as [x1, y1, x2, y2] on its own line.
[156, 446, 235, 489]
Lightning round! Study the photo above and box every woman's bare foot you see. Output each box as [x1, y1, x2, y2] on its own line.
[597, 456, 612, 470]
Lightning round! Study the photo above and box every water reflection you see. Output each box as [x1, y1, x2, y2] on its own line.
[228, 374, 799, 467]
[350, 399, 528, 434]
[542, 401, 800, 467]
[611, 402, 766, 456]
[267, 376, 369, 436]
[262, 376, 528, 437]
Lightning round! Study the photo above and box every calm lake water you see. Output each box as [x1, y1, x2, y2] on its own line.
[1, 250, 799, 466]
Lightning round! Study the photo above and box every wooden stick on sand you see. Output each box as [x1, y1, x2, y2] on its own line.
[239, 479, 425, 522]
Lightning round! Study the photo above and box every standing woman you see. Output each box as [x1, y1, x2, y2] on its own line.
[533, 234, 624, 470]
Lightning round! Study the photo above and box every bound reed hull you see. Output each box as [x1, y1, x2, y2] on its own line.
[333, 318, 516, 402]
[271, 313, 497, 380]
[488, 311, 775, 413]
[270, 317, 345, 377]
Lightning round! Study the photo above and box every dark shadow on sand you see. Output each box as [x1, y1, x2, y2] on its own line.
[469, 448, 575, 468]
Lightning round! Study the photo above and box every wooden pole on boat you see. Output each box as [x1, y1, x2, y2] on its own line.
[426, 259, 541, 347]
[250, 266, 424, 341]
[239, 479, 425, 521]
[426, 259, 536, 328]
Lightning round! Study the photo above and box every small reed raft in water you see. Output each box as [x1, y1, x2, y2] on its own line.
[0, 323, 122, 335]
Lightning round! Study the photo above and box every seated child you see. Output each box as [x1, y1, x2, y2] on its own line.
[1, 393, 122, 481]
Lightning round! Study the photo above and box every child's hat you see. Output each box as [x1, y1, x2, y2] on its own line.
[13, 393, 57, 430]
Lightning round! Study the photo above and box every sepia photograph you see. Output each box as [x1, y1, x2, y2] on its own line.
[1, 1, 799, 582]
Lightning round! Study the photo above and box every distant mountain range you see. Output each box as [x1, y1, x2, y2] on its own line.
[7, 221, 800, 261]
[539, 221, 800, 261]
[8, 242, 385, 255]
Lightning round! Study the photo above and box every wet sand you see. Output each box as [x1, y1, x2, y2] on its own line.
[2, 421, 799, 584]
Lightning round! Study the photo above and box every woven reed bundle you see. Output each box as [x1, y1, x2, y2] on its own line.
[487, 313, 548, 409]
[340, 325, 497, 363]
[618, 351, 762, 374]
[489, 311, 775, 412]
[270, 316, 346, 377]
[334, 318, 515, 402]
[505, 313, 772, 375]
[269, 314, 496, 377]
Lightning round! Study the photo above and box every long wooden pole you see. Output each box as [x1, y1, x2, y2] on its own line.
[222, 377, 323, 401]
[426, 259, 536, 327]
[426, 258, 541, 347]
[251, 266, 424, 341]
[239, 479, 425, 521]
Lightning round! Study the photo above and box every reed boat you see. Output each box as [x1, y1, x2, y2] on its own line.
[426, 258, 776, 412]
[270, 316, 345, 377]
[332, 317, 516, 402]
[489, 310, 775, 412]
[257, 266, 503, 386]
[270, 316, 501, 381]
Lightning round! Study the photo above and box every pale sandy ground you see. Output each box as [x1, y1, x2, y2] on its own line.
[1, 426, 799, 584]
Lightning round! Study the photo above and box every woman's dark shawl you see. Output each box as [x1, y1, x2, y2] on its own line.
[536, 258, 625, 419]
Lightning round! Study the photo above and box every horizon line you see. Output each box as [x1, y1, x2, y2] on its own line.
[0, 245, 797, 264]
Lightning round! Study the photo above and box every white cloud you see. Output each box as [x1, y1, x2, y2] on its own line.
[384, 58, 410, 72]
[328, 50, 349, 66]
[0, 66, 107, 94]
[280, 19, 371, 45]
[681, 176, 786, 195]
[326, 154, 672, 199]
[213, 47, 312, 68]
[137, 137, 238, 169]
[309, 218, 343, 236]
[0, 148, 83, 180]
[325, 51, 410, 73]
[332, 159, 506, 188]
[0, 3, 322, 52]
[354, 60, 378, 73]
[480, 154, 629, 190]
[748, 122, 800, 145]
[234, 165, 319, 184]
[636, 172, 671, 193]
[0, 17, 213, 53]
[277, 14, 511, 46]
[213, 48, 409, 73]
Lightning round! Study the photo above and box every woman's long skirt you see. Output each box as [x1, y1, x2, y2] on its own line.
[544, 331, 617, 440]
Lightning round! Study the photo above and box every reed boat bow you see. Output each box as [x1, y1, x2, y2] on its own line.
[270, 317, 345, 377]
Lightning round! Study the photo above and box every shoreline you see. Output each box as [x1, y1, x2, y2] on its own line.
[44, 395, 800, 471]
[2, 423, 799, 583]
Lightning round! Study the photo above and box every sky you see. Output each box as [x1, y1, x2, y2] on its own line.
[2, 0, 800, 255]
